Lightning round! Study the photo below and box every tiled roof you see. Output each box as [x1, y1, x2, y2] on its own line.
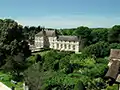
[105, 60, 120, 80]
[110, 49, 120, 59]
[57, 36, 79, 41]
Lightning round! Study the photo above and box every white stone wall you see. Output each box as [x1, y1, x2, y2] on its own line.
[49, 37, 57, 49]
[54, 40, 79, 52]
[35, 36, 44, 48]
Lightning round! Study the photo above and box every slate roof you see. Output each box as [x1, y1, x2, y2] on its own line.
[35, 30, 56, 37]
[36, 30, 80, 41]
[57, 36, 79, 41]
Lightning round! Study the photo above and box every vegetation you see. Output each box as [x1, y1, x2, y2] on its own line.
[0, 72, 23, 90]
[0, 18, 120, 89]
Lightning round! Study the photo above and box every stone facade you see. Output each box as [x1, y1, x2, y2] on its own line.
[34, 30, 80, 53]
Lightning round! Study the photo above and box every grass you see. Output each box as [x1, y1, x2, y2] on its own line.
[0, 71, 23, 90]
[32, 50, 51, 56]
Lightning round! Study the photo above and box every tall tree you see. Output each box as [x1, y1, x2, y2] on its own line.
[90, 28, 108, 44]
[0, 19, 31, 77]
[108, 25, 120, 43]
[1, 53, 27, 81]
[73, 26, 92, 48]
[0, 19, 31, 57]
[73, 26, 91, 38]
[24, 63, 53, 90]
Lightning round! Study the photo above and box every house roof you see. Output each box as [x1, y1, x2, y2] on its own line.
[57, 36, 79, 41]
[35, 30, 57, 37]
[35, 30, 80, 41]
[109, 49, 120, 59]
[104, 49, 120, 84]
[116, 74, 120, 83]
[105, 60, 120, 80]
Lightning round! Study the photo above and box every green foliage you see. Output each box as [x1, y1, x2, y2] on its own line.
[60, 29, 75, 35]
[82, 41, 110, 57]
[1, 53, 28, 81]
[96, 58, 108, 64]
[83, 64, 107, 78]
[105, 84, 118, 90]
[109, 43, 120, 49]
[0, 19, 31, 57]
[23, 26, 43, 42]
[26, 55, 36, 66]
[74, 80, 86, 90]
[59, 55, 70, 73]
[81, 58, 96, 68]
[43, 50, 58, 70]
[35, 54, 42, 63]
[108, 25, 120, 43]
[90, 28, 108, 44]
[24, 63, 54, 90]
[42, 50, 72, 71]
[28, 50, 109, 90]
[73, 26, 92, 47]
[45, 72, 78, 90]
[0, 71, 23, 90]
[0, 19, 31, 82]
[73, 26, 91, 38]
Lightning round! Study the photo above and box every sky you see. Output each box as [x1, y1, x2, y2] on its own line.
[0, 0, 120, 28]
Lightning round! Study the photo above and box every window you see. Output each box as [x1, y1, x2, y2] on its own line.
[68, 44, 71, 49]
[61, 44, 63, 48]
[57, 44, 59, 48]
[73, 45, 75, 50]
[53, 43, 54, 48]
[65, 44, 67, 49]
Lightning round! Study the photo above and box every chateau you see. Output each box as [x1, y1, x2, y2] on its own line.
[34, 30, 80, 53]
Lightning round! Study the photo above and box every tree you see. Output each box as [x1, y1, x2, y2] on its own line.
[0, 19, 31, 57]
[0, 19, 31, 80]
[1, 53, 27, 81]
[82, 42, 109, 57]
[22, 25, 43, 44]
[73, 26, 91, 38]
[60, 29, 75, 35]
[24, 63, 53, 90]
[108, 25, 120, 43]
[35, 54, 42, 63]
[90, 28, 108, 44]
[73, 26, 92, 47]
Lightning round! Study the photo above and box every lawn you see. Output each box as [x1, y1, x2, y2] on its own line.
[0, 72, 23, 90]
[32, 50, 51, 56]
